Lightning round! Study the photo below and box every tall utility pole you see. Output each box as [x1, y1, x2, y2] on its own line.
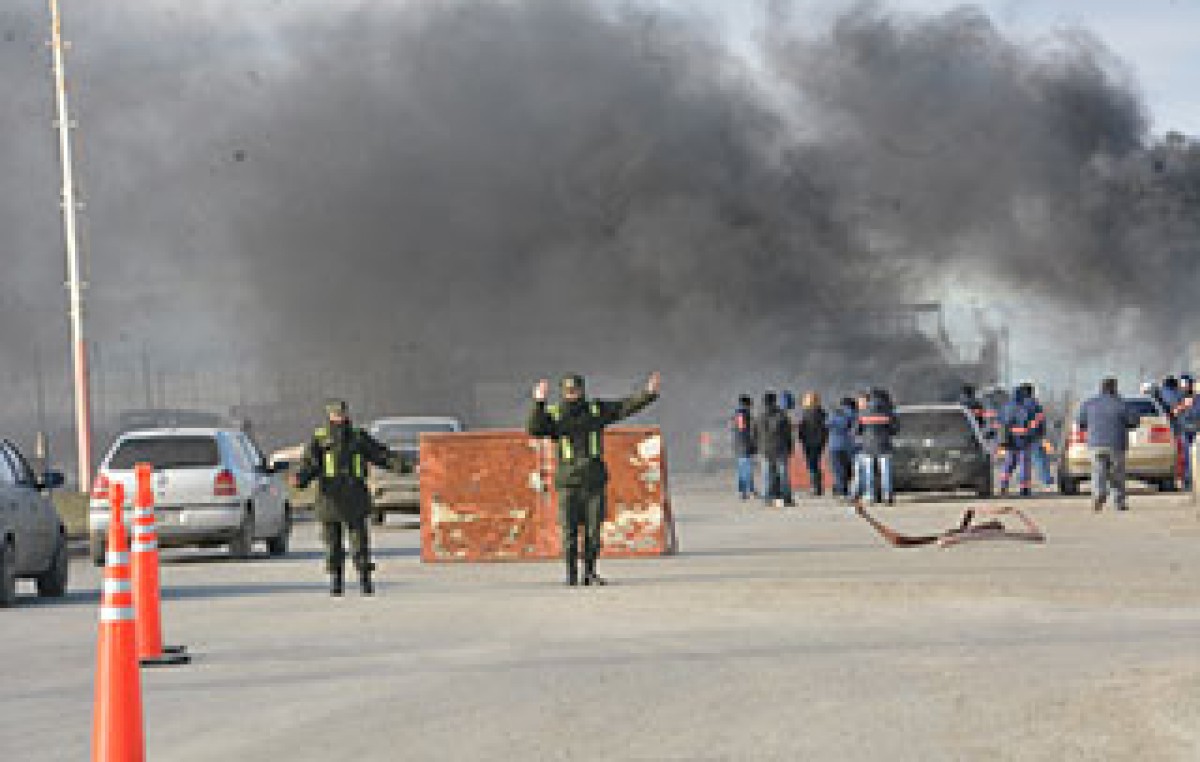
[49, 0, 93, 493]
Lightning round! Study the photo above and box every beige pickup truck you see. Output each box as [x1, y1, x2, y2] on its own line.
[366, 416, 464, 524]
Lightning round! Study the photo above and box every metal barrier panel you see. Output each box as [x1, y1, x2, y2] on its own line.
[420, 427, 675, 562]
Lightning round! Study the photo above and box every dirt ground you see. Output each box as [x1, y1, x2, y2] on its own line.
[4, 476, 1199, 761]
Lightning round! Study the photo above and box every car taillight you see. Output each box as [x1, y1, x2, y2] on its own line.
[214, 469, 238, 497]
[1149, 425, 1173, 444]
[1069, 428, 1088, 446]
[91, 473, 111, 501]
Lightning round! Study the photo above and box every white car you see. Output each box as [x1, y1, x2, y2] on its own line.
[366, 416, 463, 523]
[89, 428, 292, 565]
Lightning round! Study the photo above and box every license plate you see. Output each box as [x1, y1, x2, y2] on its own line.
[918, 462, 951, 474]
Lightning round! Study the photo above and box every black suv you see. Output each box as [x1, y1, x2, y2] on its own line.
[891, 404, 994, 498]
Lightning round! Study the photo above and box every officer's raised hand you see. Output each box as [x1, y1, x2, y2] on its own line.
[647, 371, 661, 395]
[534, 379, 550, 402]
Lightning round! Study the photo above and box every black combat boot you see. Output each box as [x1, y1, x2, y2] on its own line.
[359, 569, 374, 596]
[329, 568, 344, 597]
[565, 563, 578, 587]
[582, 561, 607, 587]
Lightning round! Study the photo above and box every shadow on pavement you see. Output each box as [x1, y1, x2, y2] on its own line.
[161, 581, 328, 600]
[676, 544, 869, 558]
[284, 546, 421, 562]
[21, 588, 101, 607]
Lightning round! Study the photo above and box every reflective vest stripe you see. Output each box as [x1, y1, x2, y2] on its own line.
[549, 403, 602, 461]
[324, 451, 337, 478]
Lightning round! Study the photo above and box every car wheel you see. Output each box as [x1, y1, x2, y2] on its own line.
[371, 510, 385, 526]
[36, 533, 69, 598]
[90, 533, 107, 567]
[1059, 476, 1080, 496]
[1158, 478, 1178, 493]
[0, 541, 17, 608]
[267, 507, 292, 557]
[227, 507, 255, 559]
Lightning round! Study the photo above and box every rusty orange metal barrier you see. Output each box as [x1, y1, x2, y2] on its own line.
[419, 427, 676, 562]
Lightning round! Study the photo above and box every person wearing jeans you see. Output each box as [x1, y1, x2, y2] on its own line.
[855, 389, 897, 505]
[827, 397, 858, 498]
[1090, 447, 1127, 510]
[731, 395, 758, 499]
[1078, 377, 1138, 511]
[757, 391, 795, 506]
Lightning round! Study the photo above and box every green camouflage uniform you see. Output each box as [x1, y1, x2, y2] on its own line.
[295, 418, 407, 577]
[527, 379, 658, 583]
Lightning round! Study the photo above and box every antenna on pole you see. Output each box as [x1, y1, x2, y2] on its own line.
[49, 0, 94, 493]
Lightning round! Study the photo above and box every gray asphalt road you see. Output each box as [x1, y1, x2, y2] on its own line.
[3, 478, 1199, 761]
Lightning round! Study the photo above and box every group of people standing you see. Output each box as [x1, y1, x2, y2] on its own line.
[959, 382, 1053, 496]
[731, 388, 898, 507]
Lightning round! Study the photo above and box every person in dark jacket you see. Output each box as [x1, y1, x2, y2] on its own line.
[796, 391, 828, 496]
[527, 372, 660, 585]
[757, 392, 795, 507]
[855, 388, 897, 505]
[827, 397, 858, 498]
[731, 395, 758, 499]
[1077, 377, 1138, 511]
[292, 400, 410, 596]
[959, 384, 986, 429]
[998, 385, 1037, 497]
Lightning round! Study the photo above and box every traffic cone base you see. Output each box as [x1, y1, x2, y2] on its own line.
[131, 463, 190, 668]
[93, 483, 146, 762]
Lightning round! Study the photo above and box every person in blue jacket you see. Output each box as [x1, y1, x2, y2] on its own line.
[998, 385, 1036, 497]
[827, 397, 858, 499]
[1078, 377, 1139, 511]
[1021, 383, 1053, 487]
[855, 388, 897, 505]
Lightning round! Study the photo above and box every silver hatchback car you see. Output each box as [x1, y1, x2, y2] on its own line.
[89, 428, 292, 565]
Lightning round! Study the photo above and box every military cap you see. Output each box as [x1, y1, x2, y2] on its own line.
[325, 399, 349, 417]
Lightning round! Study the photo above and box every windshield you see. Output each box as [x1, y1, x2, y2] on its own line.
[371, 421, 459, 444]
[108, 436, 221, 470]
[894, 410, 977, 447]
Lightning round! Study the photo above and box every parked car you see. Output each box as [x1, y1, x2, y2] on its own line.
[0, 439, 68, 607]
[89, 428, 292, 566]
[891, 404, 994, 497]
[1058, 395, 1177, 494]
[366, 416, 463, 523]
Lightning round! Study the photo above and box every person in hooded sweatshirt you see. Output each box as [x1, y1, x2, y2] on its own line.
[855, 388, 898, 505]
[826, 397, 859, 499]
[757, 391, 795, 507]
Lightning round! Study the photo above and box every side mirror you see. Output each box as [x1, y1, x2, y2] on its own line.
[39, 471, 65, 491]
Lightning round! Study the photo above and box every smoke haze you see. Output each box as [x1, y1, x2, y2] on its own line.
[1, 0, 1198, 448]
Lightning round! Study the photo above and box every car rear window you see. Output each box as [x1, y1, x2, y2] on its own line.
[108, 436, 220, 470]
[371, 422, 459, 445]
[894, 411, 976, 446]
[1125, 399, 1161, 421]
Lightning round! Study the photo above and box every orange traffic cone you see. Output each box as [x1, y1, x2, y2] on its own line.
[93, 482, 145, 762]
[131, 463, 189, 667]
